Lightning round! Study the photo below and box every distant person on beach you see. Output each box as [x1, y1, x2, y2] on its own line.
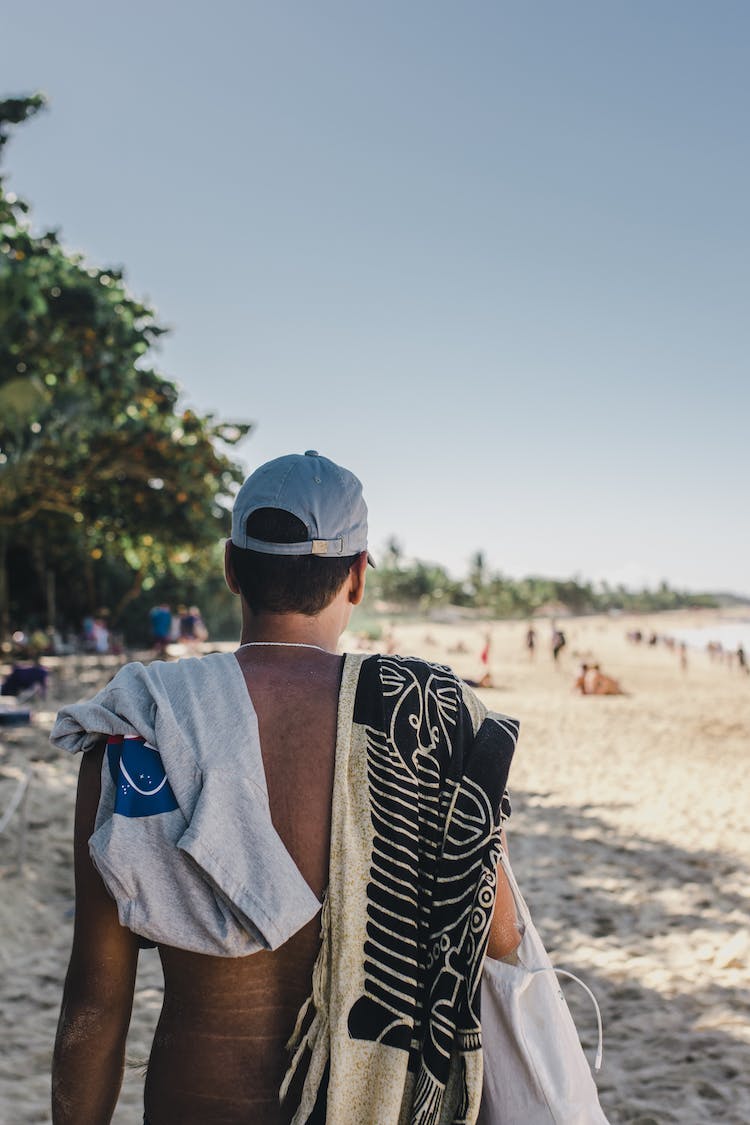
[574, 663, 589, 694]
[738, 645, 748, 674]
[525, 624, 536, 659]
[82, 615, 96, 651]
[92, 611, 110, 655]
[149, 603, 171, 653]
[193, 606, 208, 643]
[178, 604, 195, 641]
[1, 661, 48, 701]
[179, 605, 208, 650]
[551, 625, 566, 662]
[51, 451, 520, 1125]
[574, 663, 625, 696]
[464, 671, 494, 689]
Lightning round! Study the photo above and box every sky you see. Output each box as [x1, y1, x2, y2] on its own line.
[4, 1, 749, 594]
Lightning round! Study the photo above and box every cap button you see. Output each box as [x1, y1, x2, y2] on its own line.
[304, 449, 319, 457]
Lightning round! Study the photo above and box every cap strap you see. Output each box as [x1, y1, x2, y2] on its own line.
[240, 536, 346, 557]
[311, 538, 344, 556]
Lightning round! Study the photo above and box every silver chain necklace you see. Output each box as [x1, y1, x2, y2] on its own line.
[236, 641, 330, 653]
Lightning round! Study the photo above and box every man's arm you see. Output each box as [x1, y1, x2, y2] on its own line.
[52, 743, 140, 1125]
[487, 830, 523, 961]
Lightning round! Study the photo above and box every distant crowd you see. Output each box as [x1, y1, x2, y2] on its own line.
[626, 627, 747, 673]
[1, 604, 209, 705]
[148, 603, 208, 653]
[3, 609, 748, 711]
[353, 617, 749, 701]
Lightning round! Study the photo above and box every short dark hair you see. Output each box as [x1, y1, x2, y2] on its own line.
[229, 507, 358, 615]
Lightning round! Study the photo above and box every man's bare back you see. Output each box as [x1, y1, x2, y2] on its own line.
[144, 647, 343, 1125]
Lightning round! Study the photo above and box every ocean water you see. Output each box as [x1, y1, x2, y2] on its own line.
[668, 621, 750, 651]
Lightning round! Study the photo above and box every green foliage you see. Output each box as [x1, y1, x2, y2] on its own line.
[0, 94, 251, 636]
[0, 94, 46, 152]
[365, 552, 721, 619]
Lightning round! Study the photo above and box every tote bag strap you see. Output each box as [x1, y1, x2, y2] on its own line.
[527, 968, 604, 1071]
[500, 851, 605, 1070]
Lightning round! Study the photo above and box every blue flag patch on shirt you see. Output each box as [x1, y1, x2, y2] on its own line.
[107, 736, 178, 817]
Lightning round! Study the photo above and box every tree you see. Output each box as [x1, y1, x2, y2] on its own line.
[0, 94, 251, 639]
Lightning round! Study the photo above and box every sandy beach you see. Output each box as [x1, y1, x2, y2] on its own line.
[1, 610, 749, 1124]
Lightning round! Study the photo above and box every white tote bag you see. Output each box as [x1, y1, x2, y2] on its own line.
[477, 853, 609, 1125]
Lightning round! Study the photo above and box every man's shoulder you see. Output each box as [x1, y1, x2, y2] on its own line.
[357, 651, 464, 695]
[361, 651, 459, 678]
[120, 650, 235, 685]
[352, 652, 473, 729]
[99, 652, 241, 723]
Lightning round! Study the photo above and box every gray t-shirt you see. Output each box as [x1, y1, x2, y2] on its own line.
[51, 652, 322, 955]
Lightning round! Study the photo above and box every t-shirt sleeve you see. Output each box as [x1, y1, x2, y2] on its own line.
[459, 680, 488, 733]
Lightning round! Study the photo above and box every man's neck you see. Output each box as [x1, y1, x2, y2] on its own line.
[239, 611, 342, 654]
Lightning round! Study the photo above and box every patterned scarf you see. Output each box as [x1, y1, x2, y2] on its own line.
[282, 653, 518, 1125]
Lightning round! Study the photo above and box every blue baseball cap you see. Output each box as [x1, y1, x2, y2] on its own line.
[231, 451, 374, 565]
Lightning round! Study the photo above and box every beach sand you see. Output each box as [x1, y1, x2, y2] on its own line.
[1, 611, 749, 1123]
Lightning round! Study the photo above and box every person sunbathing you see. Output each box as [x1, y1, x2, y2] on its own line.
[575, 663, 625, 696]
[464, 671, 494, 689]
[1, 662, 49, 701]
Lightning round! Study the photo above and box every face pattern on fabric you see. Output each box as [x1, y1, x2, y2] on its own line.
[348, 656, 517, 1125]
[106, 735, 179, 818]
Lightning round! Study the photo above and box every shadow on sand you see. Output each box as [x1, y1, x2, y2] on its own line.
[508, 792, 750, 1125]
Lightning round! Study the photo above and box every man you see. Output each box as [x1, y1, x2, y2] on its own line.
[51, 451, 520, 1124]
[551, 624, 566, 662]
[148, 603, 172, 654]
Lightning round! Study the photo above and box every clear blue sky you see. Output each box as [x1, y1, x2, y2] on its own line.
[5, 1, 749, 593]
